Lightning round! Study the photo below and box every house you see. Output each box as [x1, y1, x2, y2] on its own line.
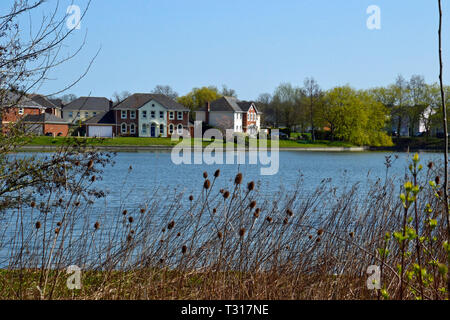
[1, 92, 47, 129]
[84, 110, 115, 138]
[29, 94, 62, 118]
[113, 93, 190, 137]
[195, 96, 261, 136]
[62, 97, 113, 124]
[22, 113, 70, 137]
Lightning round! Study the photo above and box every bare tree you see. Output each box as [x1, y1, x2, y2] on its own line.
[112, 90, 131, 104]
[151, 85, 178, 100]
[221, 85, 237, 98]
[303, 77, 321, 141]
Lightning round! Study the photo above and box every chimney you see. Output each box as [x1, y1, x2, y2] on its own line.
[205, 101, 211, 124]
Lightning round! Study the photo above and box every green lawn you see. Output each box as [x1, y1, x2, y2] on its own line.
[25, 136, 356, 149]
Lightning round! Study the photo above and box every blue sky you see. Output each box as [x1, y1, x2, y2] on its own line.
[3, 0, 449, 100]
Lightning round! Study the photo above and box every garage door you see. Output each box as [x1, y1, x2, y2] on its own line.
[88, 126, 113, 138]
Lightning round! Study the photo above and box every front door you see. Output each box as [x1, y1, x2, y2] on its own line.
[151, 124, 156, 137]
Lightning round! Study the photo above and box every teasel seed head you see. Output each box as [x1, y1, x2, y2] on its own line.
[57, 222, 62, 227]
[247, 181, 255, 191]
[254, 211, 260, 218]
[204, 179, 211, 189]
[223, 191, 230, 199]
[283, 217, 289, 225]
[30, 201, 36, 208]
[217, 231, 223, 239]
[203, 171, 208, 179]
[87, 159, 94, 170]
[94, 222, 100, 230]
[55, 228, 60, 234]
[91, 175, 96, 182]
[128, 216, 134, 223]
[219, 189, 224, 194]
[122, 210, 127, 216]
[316, 237, 321, 243]
[189, 195, 194, 201]
[239, 228, 246, 237]
[182, 245, 187, 254]
[140, 208, 146, 214]
[435, 176, 441, 185]
[266, 216, 273, 223]
[214, 169, 220, 178]
[35, 221, 41, 229]
[235, 173, 243, 185]
[127, 235, 133, 242]
[317, 229, 324, 236]
[249, 200, 257, 209]
[177, 232, 181, 237]
[130, 229, 135, 234]
[213, 208, 217, 214]
[349, 232, 354, 238]
[308, 235, 313, 240]
[286, 209, 293, 217]
[427, 162, 433, 169]
[168, 220, 175, 230]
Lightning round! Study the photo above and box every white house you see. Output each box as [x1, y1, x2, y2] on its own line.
[195, 96, 261, 135]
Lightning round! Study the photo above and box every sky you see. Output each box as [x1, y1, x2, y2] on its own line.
[2, 0, 450, 101]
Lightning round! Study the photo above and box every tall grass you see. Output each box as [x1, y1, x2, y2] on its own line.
[0, 153, 448, 300]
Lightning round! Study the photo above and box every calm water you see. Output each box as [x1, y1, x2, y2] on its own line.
[98, 151, 441, 209]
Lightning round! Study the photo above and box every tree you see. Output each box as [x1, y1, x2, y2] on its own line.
[407, 75, 428, 136]
[151, 85, 178, 100]
[303, 77, 322, 140]
[271, 83, 304, 130]
[391, 75, 411, 136]
[221, 85, 237, 98]
[256, 93, 272, 127]
[317, 86, 392, 146]
[177, 86, 222, 119]
[112, 91, 132, 104]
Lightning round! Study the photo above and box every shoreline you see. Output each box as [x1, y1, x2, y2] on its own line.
[18, 145, 370, 152]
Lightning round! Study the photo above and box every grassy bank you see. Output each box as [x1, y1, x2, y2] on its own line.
[25, 136, 355, 149]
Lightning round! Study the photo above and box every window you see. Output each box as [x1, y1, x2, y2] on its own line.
[152, 103, 155, 107]
[130, 110, 136, 119]
[77, 112, 80, 117]
[85, 112, 89, 118]
[177, 112, 183, 120]
[169, 124, 174, 135]
[93, 112, 97, 116]
[142, 111, 147, 119]
[160, 111, 164, 119]
[142, 124, 147, 134]
[130, 123, 136, 134]
[160, 124, 164, 135]
[177, 124, 183, 135]
[121, 110, 127, 119]
[151, 111, 155, 119]
[18, 108, 24, 115]
[121, 123, 127, 134]
[169, 112, 174, 120]
[69, 112, 73, 118]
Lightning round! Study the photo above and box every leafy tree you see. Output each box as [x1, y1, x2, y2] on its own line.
[178, 86, 222, 119]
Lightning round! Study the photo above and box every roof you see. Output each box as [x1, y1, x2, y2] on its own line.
[0, 91, 45, 109]
[198, 96, 259, 113]
[29, 94, 61, 110]
[49, 98, 63, 108]
[22, 113, 69, 124]
[63, 97, 112, 111]
[113, 93, 189, 111]
[84, 110, 115, 125]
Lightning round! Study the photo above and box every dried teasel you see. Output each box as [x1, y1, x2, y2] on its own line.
[223, 191, 230, 199]
[283, 217, 289, 225]
[128, 216, 134, 223]
[140, 208, 146, 214]
[55, 228, 60, 235]
[428, 162, 434, 169]
[308, 235, 313, 240]
[57, 222, 62, 227]
[30, 201, 36, 208]
[235, 173, 243, 185]
[317, 229, 324, 236]
[35, 221, 41, 229]
[435, 176, 441, 185]
[168, 220, 175, 230]
[247, 181, 255, 191]
[214, 169, 220, 178]
[91, 175, 96, 182]
[249, 200, 257, 209]
[254, 211, 260, 218]
[177, 232, 181, 237]
[189, 195, 194, 201]
[94, 222, 100, 230]
[239, 228, 246, 237]
[286, 209, 293, 217]
[316, 237, 321, 243]
[122, 210, 128, 216]
[349, 232, 354, 238]
[182, 245, 187, 254]
[217, 231, 223, 239]
[266, 216, 273, 223]
[87, 159, 94, 170]
[203, 171, 208, 179]
[213, 208, 217, 214]
[204, 179, 211, 189]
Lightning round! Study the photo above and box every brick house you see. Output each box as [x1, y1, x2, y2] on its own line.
[113, 93, 190, 137]
[62, 97, 113, 124]
[22, 113, 69, 137]
[29, 94, 62, 118]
